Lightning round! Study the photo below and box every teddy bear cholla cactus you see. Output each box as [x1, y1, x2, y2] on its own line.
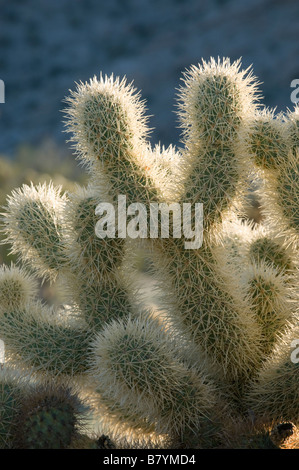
[0, 364, 87, 449]
[0, 57, 298, 447]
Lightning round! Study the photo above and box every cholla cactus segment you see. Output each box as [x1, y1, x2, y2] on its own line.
[61, 182, 135, 331]
[13, 383, 85, 449]
[285, 106, 299, 153]
[64, 74, 149, 168]
[275, 150, 299, 239]
[89, 314, 220, 438]
[175, 58, 260, 230]
[212, 215, 254, 272]
[89, 388, 159, 439]
[258, 149, 299, 248]
[177, 57, 260, 147]
[0, 368, 24, 448]
[247, 109, 289, 170]
[242, 261, 296, 354]
[154, 238, 263, 386]
[0, 264, 38, 313]
[248, 233, 295, 275]
[64, 184, 125, 280]
[140, 143, 184, 204]
[0, 301, 91, 377]
[62, 274, 133, 331]
[245, 325, 299, 423]
[1, 182, 67, 282]
[178, 146, 243, 230]
[216, 220, 297, 357]
[63, 75, 161, 206]
[156, 57, 263, 319]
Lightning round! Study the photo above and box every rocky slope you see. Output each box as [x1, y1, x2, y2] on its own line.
[0, 0, 298, 155]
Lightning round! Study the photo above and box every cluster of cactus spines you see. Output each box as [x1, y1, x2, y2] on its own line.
[242, 261, 295, 355]
[247, 108, 289, 171]
[0, 56, 298, 448]
[0, 301, 91, 376]
[13, 383, 84, 449]
[175, 57, 260, 229]
[88, 314, 222, 441]
[61, 183, 131, 330]
[245, 324, 299, 422]
[64, 184, 125, 280]
[216, 217, 298, 369]
[246, 106, 299, 249]
[153, 240, 264, 388]
[150, 58, 265, 386]
[258, 148, 299, 248]
[0, 264, 87, 375]
[0, 368, 88, 449]
[246, 229, 296, 274]
[0, 264, 38, 312]
[1, 182, 67, 282]
[0, 369, 23, 448]
[63, 75, 161, 206]
[286, 106, 299, 152]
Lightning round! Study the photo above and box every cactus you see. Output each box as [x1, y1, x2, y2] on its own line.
[0, 57, 298, 448]
[88, 314, 223, 443]
[245, 324, 299, 422]
[0, 368, 23, 448]
[12, 383, 84, 449]
[0, 368, 89, 449]
[0, 264, 38, 312]
[2, 182, 67, 281]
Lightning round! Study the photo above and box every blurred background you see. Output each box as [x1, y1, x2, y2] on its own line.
[0, 0, 298, 265]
